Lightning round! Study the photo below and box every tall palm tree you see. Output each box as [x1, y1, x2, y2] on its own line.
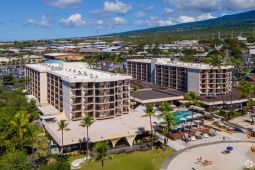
[239, 80, 255, 124]
[185, 92, 202, 126]
[9, 112, 30, 149]
[80, 116, 95, 162]
[158, 102, 174, 146]
[57, 120, 70, 156]
[93, 142, 112, 170]
[143, 104, 156, 149]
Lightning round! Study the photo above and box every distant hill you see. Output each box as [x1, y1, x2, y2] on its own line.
[111, 10, 255, 37]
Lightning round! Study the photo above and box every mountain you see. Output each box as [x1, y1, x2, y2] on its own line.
[111, 10, 255, 37]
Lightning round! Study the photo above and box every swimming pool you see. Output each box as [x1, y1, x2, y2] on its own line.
[174, 111, 192, 124]
[44, 60, 65, 64]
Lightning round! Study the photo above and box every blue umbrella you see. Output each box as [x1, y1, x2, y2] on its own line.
[226, 146, 233, 151]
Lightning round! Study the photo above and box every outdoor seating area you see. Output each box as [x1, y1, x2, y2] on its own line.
[165, 124, 216, 141]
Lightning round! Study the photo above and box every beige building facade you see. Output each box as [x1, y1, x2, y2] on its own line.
[25, 62, 132, 120]
[127, 58, 233, 96]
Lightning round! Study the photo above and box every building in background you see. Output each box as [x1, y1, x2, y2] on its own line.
[127, 58, 233, 96]
[44, 53, 84, 61]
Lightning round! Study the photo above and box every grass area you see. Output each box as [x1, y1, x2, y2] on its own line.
[69, 147, 175, 170]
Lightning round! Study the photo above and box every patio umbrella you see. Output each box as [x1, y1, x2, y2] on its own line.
[226, 146, 233, 151]
[245, 160, 254, 169]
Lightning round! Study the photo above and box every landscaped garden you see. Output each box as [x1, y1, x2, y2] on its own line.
[69, 147, 175, 170]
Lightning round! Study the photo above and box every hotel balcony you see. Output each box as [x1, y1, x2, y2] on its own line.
[72, 112, 82, 120]
[95, 110, 115, 119]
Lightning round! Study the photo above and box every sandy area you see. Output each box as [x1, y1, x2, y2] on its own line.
[167, 142, 255, 170]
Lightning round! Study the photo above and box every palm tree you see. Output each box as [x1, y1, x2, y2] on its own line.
[9, 112, 30, 149]
[185, 92, 202, 126]
[239, 80, 255, 124]
[158, 102, 175, 146]
[87, 58, 95, 68]
[132, 85, 139, 94]
[209, 54, 223, 68]
[143, 104, 156, 149]
[93, 142, 112, 170]
[80, 116, 95, 162]
[57, 120, 70, 156]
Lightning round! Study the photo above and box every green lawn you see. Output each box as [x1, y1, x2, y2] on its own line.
[69, 147, 175, 170]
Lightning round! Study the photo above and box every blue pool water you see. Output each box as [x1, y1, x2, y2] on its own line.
[44, 60, 65, 64]
[174, 111, 192, 124]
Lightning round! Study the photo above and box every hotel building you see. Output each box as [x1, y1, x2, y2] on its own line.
[127, 58, 234, 96]
[25, 62, 132, 120]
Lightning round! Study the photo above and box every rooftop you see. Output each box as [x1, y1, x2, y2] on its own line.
[131, 89, 184, 104]
[127, 58, 234, 70]
[42, 109, 156, 146]
[26, 62, 132, 82]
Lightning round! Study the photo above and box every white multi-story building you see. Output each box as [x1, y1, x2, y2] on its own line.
[25, 62, 132, 120]
[127, 58, 234, 96]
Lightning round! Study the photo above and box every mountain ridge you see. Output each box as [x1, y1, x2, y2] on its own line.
[110, 10, 255, 37]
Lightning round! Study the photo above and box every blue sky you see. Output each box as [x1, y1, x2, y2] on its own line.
[0, 0, 255, 41]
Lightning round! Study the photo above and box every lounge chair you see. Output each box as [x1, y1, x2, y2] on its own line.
[208, 129, 216, 136]
[191, 136, 197, 141]
[203, 133, 209, 138]
[195, 131, 203, 139]
[182, 133, 191, 142]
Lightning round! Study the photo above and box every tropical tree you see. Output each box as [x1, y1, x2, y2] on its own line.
[0, 150, 31, 170]
[209, 54, 223, 68]
[9, 112, 30, 149]
[143, 104, 156, 149]
[34, 135, 49, 165]
[239, 80, 255, 124]
[132, 85, 139, 94]
[57, 120, 70, 156]
[26, 123, 37, 168]
[87, 58, 96, 68]
[158, 102, 175, 146]
[185, 92, 202, 126]
[80, 116, 95, 162]
[92, 142, 112, 170]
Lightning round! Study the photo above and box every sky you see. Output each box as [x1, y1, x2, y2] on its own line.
[0, 0, 255, 41]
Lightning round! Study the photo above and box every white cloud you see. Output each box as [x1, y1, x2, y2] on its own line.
[60, 13, 87, 27]
[104, 0, 132, 14]
[224, 0, 255, 10]
[177, 13, 215, 23]
[46, 0, 82, 8]
[135, 16, 175, 27]
[40, 15, 52, 27]
[197, 13, 215, 20]
[165, 0, 219, 12]
[164, 8, 173, 13]
[177, 16, 196, 23]
[112, 17, 127, 25]
[25, 19, 37, 26]
[158, 19, 175, 26]
[135, 11, 145, 18]
[24, 15, 53, 27]
[146, 5, 154, 11]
